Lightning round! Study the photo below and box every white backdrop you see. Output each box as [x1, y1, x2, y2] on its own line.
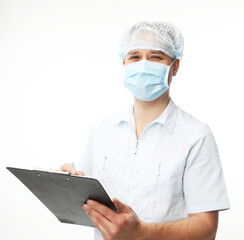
[0, 0, 243, 239]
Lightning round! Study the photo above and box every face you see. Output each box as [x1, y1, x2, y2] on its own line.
[123, 49, 180, 85]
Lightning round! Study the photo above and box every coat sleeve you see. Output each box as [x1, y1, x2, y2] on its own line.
[183, 124, 230, 214]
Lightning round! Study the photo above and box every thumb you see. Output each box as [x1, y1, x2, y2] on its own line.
[113, 198, 132, 214]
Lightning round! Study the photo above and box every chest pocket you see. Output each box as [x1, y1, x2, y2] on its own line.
[129, 154, 186, 222]
[93, 149, 129, 201]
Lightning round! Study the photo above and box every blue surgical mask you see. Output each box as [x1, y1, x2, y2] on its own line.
[123, 60, 174, 101]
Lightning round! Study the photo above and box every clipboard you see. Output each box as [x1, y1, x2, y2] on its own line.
[6, 167, 118, 227]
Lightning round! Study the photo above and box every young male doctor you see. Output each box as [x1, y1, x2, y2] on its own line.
[61, 22, 230, 240]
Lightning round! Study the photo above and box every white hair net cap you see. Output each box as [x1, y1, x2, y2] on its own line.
[118, 21, 184, 60]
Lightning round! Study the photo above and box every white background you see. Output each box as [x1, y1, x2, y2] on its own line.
[0, 0, 243, 239]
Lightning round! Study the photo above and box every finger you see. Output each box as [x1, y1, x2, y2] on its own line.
[113, 198, 132, 214]
[59, 163, 77, 175]
[94, 222, 111, 240]
[87, 200, 117, 222]
[83, 204, 113, 237]
[77, 171, 85, 176]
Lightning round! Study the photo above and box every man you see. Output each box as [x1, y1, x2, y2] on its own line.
[61, 22, 230, 240]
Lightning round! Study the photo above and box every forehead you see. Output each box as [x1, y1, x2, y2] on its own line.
[126, 49, 166, 56]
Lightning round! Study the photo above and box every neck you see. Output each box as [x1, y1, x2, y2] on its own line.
[133, 91, 170, 139]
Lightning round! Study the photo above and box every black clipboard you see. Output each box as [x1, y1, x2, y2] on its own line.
[7, 167, 118, 227]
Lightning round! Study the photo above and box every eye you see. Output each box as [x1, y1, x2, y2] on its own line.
[130, 55, 139, 60]
[151, 55, 162, 60]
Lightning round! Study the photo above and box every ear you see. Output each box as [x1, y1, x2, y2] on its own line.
[172, 59, 180, 76]
[123, 59, 125, 66]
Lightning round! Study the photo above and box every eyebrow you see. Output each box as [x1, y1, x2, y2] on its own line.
[127, 50, 140, 55]
[149, 50, 166, 55]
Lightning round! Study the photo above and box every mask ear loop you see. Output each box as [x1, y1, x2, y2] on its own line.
[170, 58, 176, 66]
[166, 58, 176, 87]
[170, 58, 176, 74]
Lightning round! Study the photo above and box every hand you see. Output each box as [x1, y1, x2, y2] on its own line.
[83, 198, 146, 240]
[59, 163, 84, 176]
